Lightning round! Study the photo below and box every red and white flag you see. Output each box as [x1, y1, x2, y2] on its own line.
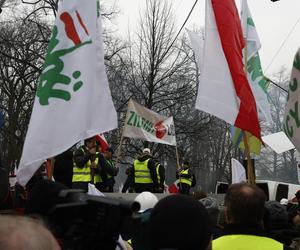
[195, 0, 261, 140]
[95, 134, 109, 152]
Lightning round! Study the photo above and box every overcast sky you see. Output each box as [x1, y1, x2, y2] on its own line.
[105, 0, 300, 78]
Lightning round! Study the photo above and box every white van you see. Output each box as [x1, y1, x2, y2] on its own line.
[215, 180, 300, 201]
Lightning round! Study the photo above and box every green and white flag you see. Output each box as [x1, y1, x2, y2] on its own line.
[123, 99, 176, 146]
[241, 0, 272, 123]
[17, 0, 117, 186]
[284, 47, 300, 153]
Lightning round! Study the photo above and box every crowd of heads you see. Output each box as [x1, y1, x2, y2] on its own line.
[3, 159, 300, 250]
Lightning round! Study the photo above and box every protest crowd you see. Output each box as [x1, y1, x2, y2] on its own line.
[2, 141, 300, 250]
[1, 0, 300, 248]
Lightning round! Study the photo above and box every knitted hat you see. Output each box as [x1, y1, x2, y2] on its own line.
[149, 194, 212, 250]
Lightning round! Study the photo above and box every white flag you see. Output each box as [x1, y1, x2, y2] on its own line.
[186, 29, 204, 72]
[17, 0, 117, 186]
[195, 0, 261, 140]
[241, 0, 272, 123]
[123, 99, 176, 146]
[283, 46, 300, 152]
[231, 158, 246, 184]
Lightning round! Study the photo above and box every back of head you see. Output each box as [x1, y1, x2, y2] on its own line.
[225, 183, 266, 224]
[134, 191, 158, 212]
[0, 215, 60, 250]
[149, 194, 212, 250]
[25, 180, 68, 217]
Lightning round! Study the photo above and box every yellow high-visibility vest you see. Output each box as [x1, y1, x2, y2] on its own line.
[92, 154, 102, 183]
[213, 234, 283, 250]
[134, 159, 152, 184]
[156, 163, 161, 183]
[72, 149, 98, 183]
[178, 169, 192, 186]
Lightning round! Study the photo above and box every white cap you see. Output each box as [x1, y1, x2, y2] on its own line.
[134, 191, 158, 212]
[280, 198, 288, 206]
[143, 148, 151, 154]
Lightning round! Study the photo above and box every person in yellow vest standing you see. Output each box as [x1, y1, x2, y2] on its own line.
[132, 148, 159, 193]
[213, 183, 290, 250]
[176, 161, 196, 195]
[72, 136, 98, 192]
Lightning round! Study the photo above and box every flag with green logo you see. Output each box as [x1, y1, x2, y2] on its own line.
[123, 99, 176, 146]
[17, 0, 117, 186]
[283, 47, 300, 152]
[241, 0, 272, 123]
[230, 0, 271, 155]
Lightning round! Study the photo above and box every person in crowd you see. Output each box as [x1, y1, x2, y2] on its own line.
[25, 179, 68, 217]
[0, 215, 60, 250]
[72, 136, 99, 192]
[148, 194, 212, 250]
[213, 183, 293, 250]
[125, 192, 159, 250]
[53, 147, 74, 188]
[155, 161, 165, 193]
[122, 167, 134, 193]
[176, 161, 196, 194]
[200, 197, 223, 239]
[132, 148, 159, 193]
[102, 147, 118, 192]
[264, 200, 299, 245]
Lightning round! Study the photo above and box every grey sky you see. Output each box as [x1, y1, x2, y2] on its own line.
[107, 0, 300, 77]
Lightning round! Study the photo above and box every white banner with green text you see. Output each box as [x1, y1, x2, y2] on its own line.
[123, 99, 176, 146]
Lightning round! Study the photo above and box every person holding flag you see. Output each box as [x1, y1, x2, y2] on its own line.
[16, 0, 117, 187]
[72, 136, 100, 192]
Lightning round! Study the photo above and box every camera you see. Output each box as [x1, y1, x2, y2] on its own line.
[47, 189, 140, 250]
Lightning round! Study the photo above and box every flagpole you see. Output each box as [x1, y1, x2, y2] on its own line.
[115, 128, 125, 167]
[175, 145, 180, 170]
[242, 4, 255, 185]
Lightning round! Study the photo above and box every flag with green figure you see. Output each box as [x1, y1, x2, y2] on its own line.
[283, 47, 300, 152]
[17, 0, 117, 186]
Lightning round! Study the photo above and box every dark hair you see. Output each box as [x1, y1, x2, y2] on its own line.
[149, 195, 211, 250]
[225, 183, 266, 224]
[84, 136, 95, 145]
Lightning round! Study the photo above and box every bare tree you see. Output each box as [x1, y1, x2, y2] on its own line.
[0, 19, 50, 169]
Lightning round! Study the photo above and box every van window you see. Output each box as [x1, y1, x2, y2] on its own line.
[256, 183, 269, 200]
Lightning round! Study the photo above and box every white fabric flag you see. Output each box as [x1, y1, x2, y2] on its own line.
[231, 158, 246, 184]
[17, 0, 117, 186]
[123, 99, 176, 146]
[262, 131, 295, 154]
[186, 29, 204, 72]
[241, 0, 272, 123]
[195, 0, 240, 126]
[283, 46, 300, 153]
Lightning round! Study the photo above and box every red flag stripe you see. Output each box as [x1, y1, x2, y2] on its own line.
[95, 134, 109, 152]
[211, 0, 261, 140]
